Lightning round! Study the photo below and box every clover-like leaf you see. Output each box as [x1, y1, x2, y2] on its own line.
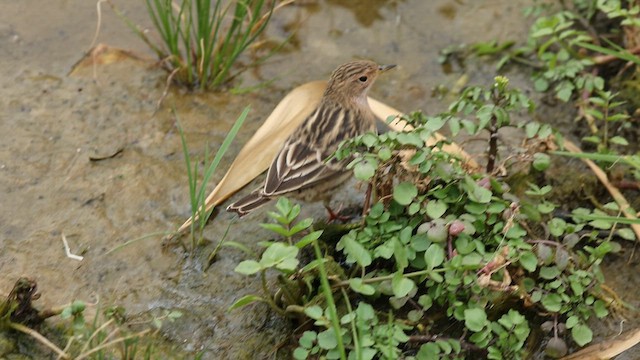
[393, 182, 418, 205]
[571, 323, 593, 346]
[425, 243, 445, 270]
[349, 278, 376, 295]
[391, 272, 415, 298]
[464, 308, 488, 332]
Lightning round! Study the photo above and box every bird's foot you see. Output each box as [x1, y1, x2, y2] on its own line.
[324, 204, 352, 223]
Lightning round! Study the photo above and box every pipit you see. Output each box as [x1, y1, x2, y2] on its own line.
[227, 60, 395, 217]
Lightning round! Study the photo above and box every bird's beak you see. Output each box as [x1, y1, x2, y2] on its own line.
[378, 64, 396, 72]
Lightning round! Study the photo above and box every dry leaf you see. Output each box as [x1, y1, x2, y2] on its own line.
[560, 327, 640, 360]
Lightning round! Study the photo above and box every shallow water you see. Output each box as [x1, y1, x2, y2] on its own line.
[0, 0, 637, 359]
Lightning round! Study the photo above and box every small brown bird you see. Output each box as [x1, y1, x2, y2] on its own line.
[227, 60, 395, 217]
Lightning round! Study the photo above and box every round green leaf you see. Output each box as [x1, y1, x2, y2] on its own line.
[392, 272, 415, 298]
[304, 305, 323, 320]
[425, 244, 445, 270]
[349, 278, 376, 295]
[293, 348, 309, 360]
[541, 293, 562, 312]
[571, 324, 593, 347]
[426, 200, 447, 219]
[317, 328, 338, 350]
[519, 250, 538, 272]
[393, 182, 418, 205]
[532, 153, 550, 171]
[464, 308, 488, 332]
[354, 160, 376, 181]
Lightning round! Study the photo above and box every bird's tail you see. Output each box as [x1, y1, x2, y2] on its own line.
[226, 188, 273, 217]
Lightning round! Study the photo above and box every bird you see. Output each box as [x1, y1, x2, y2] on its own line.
[226, 60, 395, 218]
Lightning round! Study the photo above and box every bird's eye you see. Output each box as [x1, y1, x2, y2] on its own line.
[358, 76, 368, 82]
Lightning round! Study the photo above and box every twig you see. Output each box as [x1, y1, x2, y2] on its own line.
[75, 329, 151, 360]
[9, 322, 69, 359]
[561, 139, 640, 241]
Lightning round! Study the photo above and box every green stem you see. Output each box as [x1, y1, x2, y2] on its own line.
[341, 288, 360, 360]
[312, 240, 346, 360]
[334, 268, 445, 288]
[260, 270, 286, 317]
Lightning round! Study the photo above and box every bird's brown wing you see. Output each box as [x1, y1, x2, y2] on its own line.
[262, 137, 346, 197]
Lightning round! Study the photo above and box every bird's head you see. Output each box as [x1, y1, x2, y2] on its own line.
[325, 60, 395, 105]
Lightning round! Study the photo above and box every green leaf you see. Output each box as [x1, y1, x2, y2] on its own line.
[349, 278, 376, 295]
[393, 182, 418, 205]
[566, 316, 578, 328]
[234, 260, 262, 274]
[378, 146, 392, 160]
[417, 343, 440, 359]
[418, 295, 433, 311]
[317, 328, 338, 350]
[519, 251, 538, 272]
[354, 159, 376, 181]
[393, 237, 409, 270]
[465, 176, 492, 203]
[338, 233, 372, 267]
[539, 266, 561, 280]
[293, 347, 309, 360]
[397, 132, 424, 147]
[609, 136, 628, 146]
[299, 331, 317, 349]
[525, 122, 540, 138]
[304, 305, 323, 319]
[260, 242, 299, 271]
[261, 223, 291, 237]
[548, 218, 567, 237]
[464, 308, 488, 332]
[425, 244, 445, 270]
[532, 153, 551, 171]
[426, 200, 447, 219]
[616, 228, 635, 241]
[392, 271, 415, 298]
[228, 295, 265, 311]
[296, 230, 323, 248]
[534, 77, 549, 92]
[541, 293, 562, 312]
[571, 324, 593, 346]
[461, 252, 482, 266]
[593, 300, 609, 318]
[289, 217, 314, 235]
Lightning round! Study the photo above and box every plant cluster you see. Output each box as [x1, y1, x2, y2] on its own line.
[143, 0, 278, 90]
[232, 77, 633, 359]
[1, 278, 179, 359]
[447, 0, 640, 158]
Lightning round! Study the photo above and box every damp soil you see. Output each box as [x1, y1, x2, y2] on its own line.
[0, 0, 638, 359]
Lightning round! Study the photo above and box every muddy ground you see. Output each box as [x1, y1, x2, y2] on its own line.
[0, 0, 638, 358]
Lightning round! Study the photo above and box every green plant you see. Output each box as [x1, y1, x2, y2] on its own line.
[177, 106, 248, 251]
[144, 0, 277, 90]
[231, 77, 632, 359]
[581, 89, 630, 152]
[448, 0, 640, 154]
[0, 278, 176, 359]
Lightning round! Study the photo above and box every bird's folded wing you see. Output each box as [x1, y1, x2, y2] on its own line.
[264, 139, 343, 196]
